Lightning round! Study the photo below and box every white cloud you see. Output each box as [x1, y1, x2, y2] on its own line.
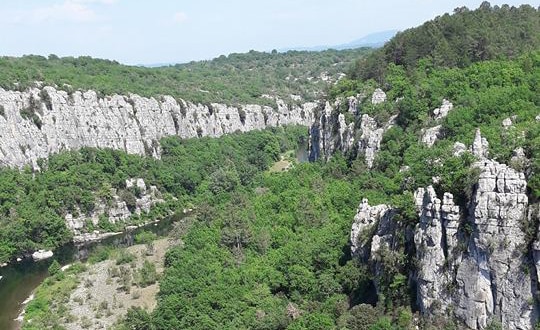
[173, 11, 188, 23]
[32, 1, 98, 23]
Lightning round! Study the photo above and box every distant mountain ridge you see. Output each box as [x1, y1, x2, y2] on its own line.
[279, 30, 398, 52]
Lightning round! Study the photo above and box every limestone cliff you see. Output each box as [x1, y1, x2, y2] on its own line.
[351, 133, 540, 329]
[308, 89, 395, 168]
[0, 86, 316, 169]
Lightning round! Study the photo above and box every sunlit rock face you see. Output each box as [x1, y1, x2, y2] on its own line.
[308, 89, 395, 168]
[351, 131, 539, 329]
[0, 86, 316, 169]
[411, 160, 537, 330]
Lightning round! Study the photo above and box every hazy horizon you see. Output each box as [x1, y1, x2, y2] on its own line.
[0, 0, 537, 65]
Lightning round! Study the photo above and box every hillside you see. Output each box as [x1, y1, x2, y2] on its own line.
[353, 3, 540, 82]
[0, 48, 371, 106]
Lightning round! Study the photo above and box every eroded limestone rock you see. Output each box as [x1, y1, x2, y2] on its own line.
[453, 142, 467, 156]
[411, 160, 537, 329]
[422, 125, 442, 147]
[471, 129, 489, 159]
[0, 86, 316, 168]
[414, 186, 460, 315]
[371, 88, 387, 105]
[433, 99, 453, 120]
[65, 178, 164, 237]
[350, 199, 391, 259]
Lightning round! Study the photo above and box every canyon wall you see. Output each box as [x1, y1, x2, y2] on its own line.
[0, 86, 316, 169]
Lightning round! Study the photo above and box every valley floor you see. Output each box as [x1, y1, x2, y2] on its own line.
[23, 237, 174, 330]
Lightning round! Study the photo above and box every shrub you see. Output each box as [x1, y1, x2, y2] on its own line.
[134, 230, 157, 244]
[48, 259, 61, 276]
[116, 250, 135, 265]
[136, 260, 158, 287]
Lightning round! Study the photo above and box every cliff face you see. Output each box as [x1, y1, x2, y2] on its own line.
[0, 86, 316, 169]
[308, 89, 396, 168]
[66, 178, 164, 242]
[350, 133, 539, 329]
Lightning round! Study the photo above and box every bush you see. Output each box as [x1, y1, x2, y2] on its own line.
[116, 250, 135, 265]
[134, 230, 157, 244]
[48, 259, 61, 276]
[136, 260, 158, 287]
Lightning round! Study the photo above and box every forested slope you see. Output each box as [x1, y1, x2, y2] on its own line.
[353, 2, 539, 82]
[0, 48, 370, 105]
[6, 2, 540, 330]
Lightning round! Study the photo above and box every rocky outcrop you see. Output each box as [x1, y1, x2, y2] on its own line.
[502, 117, 513, 129]
[433, 99, 453, 120]
[453, 159, 535, 330]
[453, 142, 468, 156]
[308, 89, 395, 167]
[359, 114, 396, 168]
[65, 178, 163, 239]
[371, 88, 387, 105]
[421, 125, 442, 147]
[350, 199, 392, 259]
[350, 198, 402, 295]
[414, 186, 461, 315]
[351, 128, 538, 329]
[308, 101, 355, 161]
[471, 129, 489, 159]
[0, 86, 316, 169]
[410, 159, 538, 329]
[421, 100, 454, 147]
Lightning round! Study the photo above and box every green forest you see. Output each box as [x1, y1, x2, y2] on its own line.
[119, 53, 540, 330]
[353, 3, 540, 82]
[117, 4, 539, 329]
[0, 48, 370, 106]
[0, 127, 306, 264]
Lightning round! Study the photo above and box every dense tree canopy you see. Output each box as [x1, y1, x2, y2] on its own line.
[0, 48, 371, 106]
[352, 3, 540, 82]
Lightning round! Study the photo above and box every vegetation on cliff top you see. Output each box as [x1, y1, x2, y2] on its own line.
[0, 48, 371, 106]
[4, 2, 540, 329]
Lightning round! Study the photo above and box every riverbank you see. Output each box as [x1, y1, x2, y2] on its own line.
[21, 237, 173, 329]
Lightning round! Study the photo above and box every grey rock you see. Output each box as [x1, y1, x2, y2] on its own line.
[359, 114, 397, 168]
[433, 99, 453, 120]
[471, 129, 489, 159]
[414, 187, 460, 315]
[421, 125, 442, 147]
[65, 178, 164, 235]
[308, 90, 395, 168]
[453, 142, 468, 156]
[350, 198, 391, 259]
[0, 86, 316, 168]
[531, 205, 540, 294]
[347, 96, 358, 114]
[32, 250, 54, 261]
[454, 159, 534, 330]
[371, 88, 387, 105]
[502, 117, 513, 128]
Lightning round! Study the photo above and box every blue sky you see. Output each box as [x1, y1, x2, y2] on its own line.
[0, 0, 537, 64]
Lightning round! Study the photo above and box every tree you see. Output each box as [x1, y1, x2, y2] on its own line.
[48, 259, 61, 276]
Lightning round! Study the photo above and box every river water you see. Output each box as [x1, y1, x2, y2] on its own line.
[0, 215, 183, 330]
